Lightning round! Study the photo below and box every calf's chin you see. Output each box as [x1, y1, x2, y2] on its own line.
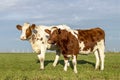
[48, 40, 55, 44]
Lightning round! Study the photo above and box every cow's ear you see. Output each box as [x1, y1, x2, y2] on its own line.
[31, 24, 36, 30]
[45, 29, 51, 34]
[58, 28, 61, 34]
[16, 25, 22, 30]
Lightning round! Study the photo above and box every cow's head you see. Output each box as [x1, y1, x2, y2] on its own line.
[45, 27, 61, 44]
[16, 23, 36, 40]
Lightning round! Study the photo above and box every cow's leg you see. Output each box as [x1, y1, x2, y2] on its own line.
[67, 57, 70, 67]
[72, 55, 77, 73]
[64, 57, 69, 71]
[53, 49, 61, 67]
[94, 50, 100, 70]
[37, 45, 46, 70]
[98, 48, 105, 70]
[37, 53, 45, 70]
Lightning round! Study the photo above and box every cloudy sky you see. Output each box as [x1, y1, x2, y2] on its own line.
[0, 0, 120, 52]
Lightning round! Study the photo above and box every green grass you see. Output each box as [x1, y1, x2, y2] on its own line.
[0, 52, 120, 80]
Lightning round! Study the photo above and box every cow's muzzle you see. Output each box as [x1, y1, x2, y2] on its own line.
[48, 40, 54, 44]
[20, 36, 27, 40]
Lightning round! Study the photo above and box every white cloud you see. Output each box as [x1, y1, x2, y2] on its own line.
[88, 7, 94, 11]
[0, 0, 18, 11]
[0, 0, 119, 23]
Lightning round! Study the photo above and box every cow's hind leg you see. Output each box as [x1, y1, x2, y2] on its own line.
[98, 48, 105, 70]
[94, 50, 100, 70]
[98, 40, 105, 70]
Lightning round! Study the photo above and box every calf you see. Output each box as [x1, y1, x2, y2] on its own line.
[45, 27, 105, 73]
[16, 23, 71, 69]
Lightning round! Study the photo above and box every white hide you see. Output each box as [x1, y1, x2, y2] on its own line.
[20, 23, 31, 40]
[78, 39, 105, 70]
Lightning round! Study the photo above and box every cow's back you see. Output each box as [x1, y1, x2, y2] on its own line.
[77, 28, 105, 53]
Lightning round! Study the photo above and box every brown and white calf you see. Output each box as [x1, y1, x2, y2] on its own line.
[45, 27, 105, 73]
[16, 23, 72, 69]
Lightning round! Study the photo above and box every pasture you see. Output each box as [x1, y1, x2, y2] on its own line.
[0, 52, 119, 80]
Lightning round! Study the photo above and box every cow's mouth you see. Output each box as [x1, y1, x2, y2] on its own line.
[48, 40, 55, 44]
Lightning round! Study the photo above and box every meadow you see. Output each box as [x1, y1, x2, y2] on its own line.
[0, 52, 119, 80]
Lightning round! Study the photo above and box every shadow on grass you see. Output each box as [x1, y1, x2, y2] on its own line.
[36, 59, 95, 69]
[67, 60, 95, 69]
[78, 60, 95, 66]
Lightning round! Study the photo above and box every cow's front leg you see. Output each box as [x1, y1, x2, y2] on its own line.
[67, 58, 70, 67]
[37, 52, 45, 70]
[64, 56, 69, 71]
[72, 55, 77, 73]
[53, 49, 61, 67]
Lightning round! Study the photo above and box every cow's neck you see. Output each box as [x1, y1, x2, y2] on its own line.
[28, 32, 38, 44]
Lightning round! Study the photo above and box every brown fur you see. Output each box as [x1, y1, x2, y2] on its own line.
[47, 27, 105, 72]
[47, 27, 105, 58]
[26, 27, 32, 38]
[16, 25, 22, 30]
[48, 29, 79, 59]
[77, 27, 105, 51]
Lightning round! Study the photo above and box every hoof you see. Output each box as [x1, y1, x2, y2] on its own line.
[74, 70, 78, 73]
[64, 68, 67, 72]
[53, 63, 56, 67]
[40, 68, 44, 70]
[100, 68, 104, 71]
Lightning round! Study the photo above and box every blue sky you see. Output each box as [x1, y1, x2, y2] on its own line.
[0, 0, 120, 52]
